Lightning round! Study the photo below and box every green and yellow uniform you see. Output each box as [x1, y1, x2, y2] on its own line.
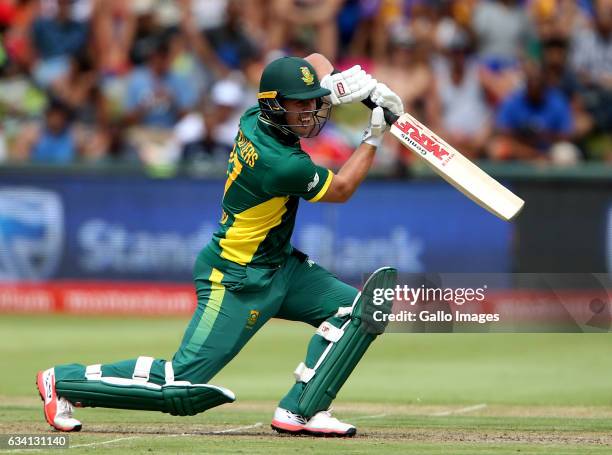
[53, 105, 358, 416]
[170, 105, 357, 412]
[51, 56, 363, 419]
[201, 105, 333, 270]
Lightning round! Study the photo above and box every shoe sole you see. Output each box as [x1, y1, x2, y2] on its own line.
[303, 427, 357, 438]
[271, 421, 356, 438]
[35, 372, 82, 432]
[270, 420, 305, 435]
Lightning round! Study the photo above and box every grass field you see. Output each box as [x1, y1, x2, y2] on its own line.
[1, 314, 611, 454]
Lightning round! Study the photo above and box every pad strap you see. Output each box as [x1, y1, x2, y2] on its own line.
[164, 362, 175, 384]
[335, 307, 353, 317]
[316, 321, 344, 342]
[335, 292, 361, 317]
[293, 362, 316, 383]
[133, 356, 155, 382]
[85, 364, 102, 380]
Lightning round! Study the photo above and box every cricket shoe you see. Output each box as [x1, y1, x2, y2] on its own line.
[303, 409, 356, 437]
[271, 407, 307, 434]
[271, 407, 356, 437]
[36, 368, 82, 432]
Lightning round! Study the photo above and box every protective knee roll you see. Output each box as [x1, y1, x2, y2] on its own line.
[294, 267, 396, 417]
[56, 356, 235, 416]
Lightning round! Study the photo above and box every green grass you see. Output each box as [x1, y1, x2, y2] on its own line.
[1, 314, 611, 454]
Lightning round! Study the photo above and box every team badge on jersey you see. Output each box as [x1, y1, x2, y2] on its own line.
[246, 310, 260, 329]
[300, 66, 314, 86]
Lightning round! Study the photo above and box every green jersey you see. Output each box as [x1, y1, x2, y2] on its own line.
[201, 106, 333, 270]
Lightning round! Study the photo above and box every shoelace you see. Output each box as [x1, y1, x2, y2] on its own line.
[286, 410, 307, 425]
[56, 398, 74, 418]
[317, 408, 342, 424]
[321, 407, 334, 418]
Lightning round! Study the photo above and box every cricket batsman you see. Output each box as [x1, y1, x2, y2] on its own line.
[36, 53, 403, 437]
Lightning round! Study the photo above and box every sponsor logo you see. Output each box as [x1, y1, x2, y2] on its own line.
[246, 309, 260, 328]
[396, 119, 452, 164]
[78, 220, 214, 275]
[336, 82, 346, 96]
[297, 225, 425, 276]
[44, 372, 54, 401]
[300, 66, 315, 86]
[307, 172, 320, 192]
[0, 188, 63, 281]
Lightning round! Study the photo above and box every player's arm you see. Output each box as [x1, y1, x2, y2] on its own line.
[319, 117, 382, 203]
[319, 84, 405, 203]
[305, 53, 334, 79]
[319, 144, 376, 203]
[304, 54, 405, 202]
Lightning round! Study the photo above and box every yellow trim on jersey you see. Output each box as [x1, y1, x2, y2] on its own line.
[220, 196, 289, 265]
[307, 169, 334, 203]
[257, 91, 278, 99]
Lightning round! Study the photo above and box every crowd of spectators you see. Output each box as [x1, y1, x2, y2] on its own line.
[0, 0, 609, 171]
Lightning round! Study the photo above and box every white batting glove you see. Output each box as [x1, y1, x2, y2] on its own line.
[370, 82, 404, 116]
[320, 65, 377, 106]
[362, 106, 387, 147]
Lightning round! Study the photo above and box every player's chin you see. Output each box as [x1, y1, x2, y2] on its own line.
[292, 123, 316, 138]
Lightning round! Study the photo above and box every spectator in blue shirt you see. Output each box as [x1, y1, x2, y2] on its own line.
[490, 61, 574, 160]
[31, 0, 88, 87]
[124, 38, 198, 129]
[13, 99, 81, 164]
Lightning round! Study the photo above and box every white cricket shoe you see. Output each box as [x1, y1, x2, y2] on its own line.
[271, 407, 356, 437]
[303, 409, 357, 437]
[36, 368, 82, 432]
[270, 407, 307, 434]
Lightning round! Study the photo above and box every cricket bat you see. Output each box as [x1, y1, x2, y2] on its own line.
[363, 99, 525, 221]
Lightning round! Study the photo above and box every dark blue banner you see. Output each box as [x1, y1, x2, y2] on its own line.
[0, 173, 512, 282]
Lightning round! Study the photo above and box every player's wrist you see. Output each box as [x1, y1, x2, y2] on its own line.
[362, 106, 386, 148]
[362, 135, 382, 148]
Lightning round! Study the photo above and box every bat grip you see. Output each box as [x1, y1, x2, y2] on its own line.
[360, 98, 400, 126]
[330, 69, 400, 126]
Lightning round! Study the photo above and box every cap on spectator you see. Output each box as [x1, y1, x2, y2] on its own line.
[211, 79, 243, 107]
[438, 23, 470, 52]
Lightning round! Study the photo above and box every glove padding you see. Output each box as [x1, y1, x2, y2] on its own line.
[362, 106, 387, 147]
[320, 65, 377, 105]
[370, 83, 404, 116]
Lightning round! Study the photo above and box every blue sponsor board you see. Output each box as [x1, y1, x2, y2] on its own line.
[0, 174, 512, 282]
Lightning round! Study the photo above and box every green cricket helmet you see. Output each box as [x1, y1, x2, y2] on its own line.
[258, 56, 332, 138]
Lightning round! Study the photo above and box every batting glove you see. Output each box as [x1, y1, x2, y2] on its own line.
[320, 66, 377, 106]
[362, 106, 387, 148]
[370, 83, 404, 116]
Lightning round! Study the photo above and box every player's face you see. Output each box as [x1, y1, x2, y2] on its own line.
[282, 98, 318, 137]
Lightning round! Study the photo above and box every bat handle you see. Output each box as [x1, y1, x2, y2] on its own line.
[330, 69, 400, 126]
[360, 98, 400, 126]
